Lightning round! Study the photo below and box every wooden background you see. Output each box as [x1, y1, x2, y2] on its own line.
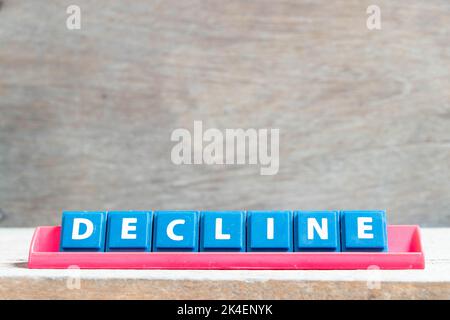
[0, 0, 449, 227]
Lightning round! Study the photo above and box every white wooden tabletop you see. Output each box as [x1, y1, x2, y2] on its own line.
[0, 228, 449, 299]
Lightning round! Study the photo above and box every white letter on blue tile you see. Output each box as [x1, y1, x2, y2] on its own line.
[267, 218, 274, 240]
[357, 217, 374, 239]
[307, 218, 328, 240]
[215, 218, 231, 240]
[167, 219, 185, 241]
[121, 218, 137, 240]
[72, 218, 93, 240]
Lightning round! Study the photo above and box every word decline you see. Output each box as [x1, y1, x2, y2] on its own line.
[60, 210, 388, 252]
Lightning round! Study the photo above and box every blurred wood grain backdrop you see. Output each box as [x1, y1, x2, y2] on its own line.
[0, 0, 449, 227]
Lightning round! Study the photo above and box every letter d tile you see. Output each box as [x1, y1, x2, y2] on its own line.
[60, 211, 107, 252]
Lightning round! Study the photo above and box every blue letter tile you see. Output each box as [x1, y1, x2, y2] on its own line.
[153, 211, 199, 252]
[294, 211, 340, 252]
[106, 211, 152, 252]
[200, 211, 246, 252]
[341, 210, 388, 252]
[247, 211, 293, 252]
[60, 211, 107, 252]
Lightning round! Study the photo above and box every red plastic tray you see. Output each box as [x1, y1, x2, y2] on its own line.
[27, 225, 425, 270]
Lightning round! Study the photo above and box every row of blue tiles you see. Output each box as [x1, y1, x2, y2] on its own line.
[60, 210, 388, 252]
